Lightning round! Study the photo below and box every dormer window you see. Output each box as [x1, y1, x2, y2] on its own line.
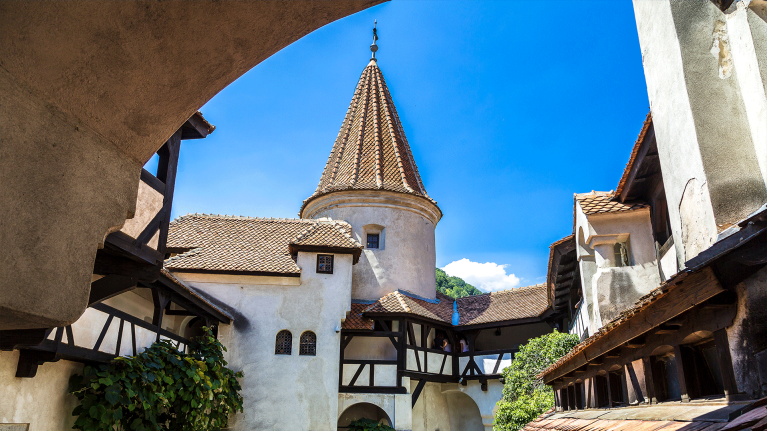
[614, 242, 630, 267]
[366, 233, 380, 249]
[317, 254, 334, 274]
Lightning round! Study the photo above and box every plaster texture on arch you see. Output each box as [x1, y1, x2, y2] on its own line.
[0, 0, 384, 330]
[302, 190, 441, 301]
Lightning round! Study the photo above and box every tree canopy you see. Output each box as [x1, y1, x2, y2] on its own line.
[493, 330, 580, 431]
[436, 268, 483, 299]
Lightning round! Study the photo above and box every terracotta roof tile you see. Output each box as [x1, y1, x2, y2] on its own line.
[342, 303, 375, 330]
[300, 60, 439, 217]
[165, 214, 361, 274]
[359, 284, 549, 327]
[456, 283, 549, 325]
[575, 192, 649, 216]
[365, 291, 455, 323]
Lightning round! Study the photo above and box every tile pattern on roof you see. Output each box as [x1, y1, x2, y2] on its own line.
[522, 403, 767, 431]
[456, 283, 549, 325]
[365, 291, 455, 323]
[576, 192, 649, 215]
[358, 284, 548, 327]
[165, 214, 361, 274]
[342, 303, 376, 330]
[301, 60, 436, 214]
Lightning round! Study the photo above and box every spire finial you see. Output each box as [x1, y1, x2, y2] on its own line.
[370, 20, 378, 61]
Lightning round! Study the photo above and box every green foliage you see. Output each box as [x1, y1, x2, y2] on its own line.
[348, 418, 395, 431]
[69, 327, 243, 431]
[494, 330, 579, 431]
[436, 268, 483, 299]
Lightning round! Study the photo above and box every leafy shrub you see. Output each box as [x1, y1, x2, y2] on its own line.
[69, 327, 243, 431]
[436, 268, 483, 299]
[348, 418, 395, 431]
[493, 330, 579, 431]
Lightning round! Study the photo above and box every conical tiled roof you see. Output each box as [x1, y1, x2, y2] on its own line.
[301, 60, 436, 214]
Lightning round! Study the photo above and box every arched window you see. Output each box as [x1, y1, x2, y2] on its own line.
[275, 330, 292, 355]
[299, 331, 316, 356]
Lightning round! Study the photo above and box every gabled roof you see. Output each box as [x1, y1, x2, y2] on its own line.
[365, 291, 455, 323]
[456, 283, 549, 326]
[344, 284, 550, 329]
[165, 214, 361, 275]
[301, 59, 438, 216]
[575, 191, 649, 216]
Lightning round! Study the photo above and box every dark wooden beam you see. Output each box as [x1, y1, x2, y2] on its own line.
[88, 274, 137, 306]
[140, 168, 165, 194]
[412, 379, 427, 408]
[542, 268, 723, 384]
[0, 328, 51, 350]
[339, 386, 407, 394]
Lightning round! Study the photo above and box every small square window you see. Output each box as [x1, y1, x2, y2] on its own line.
[367, 233, 380, 249]
[317, 254, 334, 274]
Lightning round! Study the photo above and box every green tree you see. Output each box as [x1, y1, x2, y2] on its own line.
[69, 327, 243, 431]
[348, 418, 395, 431]
[493, 330, 579, 431]
[436, 268, 483, 299]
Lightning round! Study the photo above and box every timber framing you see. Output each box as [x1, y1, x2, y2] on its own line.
[339, 313, 528, 402]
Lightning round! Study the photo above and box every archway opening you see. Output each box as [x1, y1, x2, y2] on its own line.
[445, 391, 484, 431]
[337, 402, 391, 430]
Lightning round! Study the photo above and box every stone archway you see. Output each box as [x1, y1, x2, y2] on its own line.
[337, 402, 392, 430]
[1, 0, 383, 330]
[444, 391, 484, 431]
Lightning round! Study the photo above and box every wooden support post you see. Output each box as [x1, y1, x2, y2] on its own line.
[714, 328, 740, 400]
[673, 344, 690, 402]
[642, 357, 656, 404]
[155, 130, 182, 258]
[151, 290, 170, 342]
[606, 371, 613, 408]
[397, 319, 406, 388]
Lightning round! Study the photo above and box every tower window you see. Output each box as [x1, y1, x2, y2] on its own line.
[317, 254, 334, 274]
[275, 330, 292, 355]
[367, 233, 380, 249]
[299, 331, 317, 356]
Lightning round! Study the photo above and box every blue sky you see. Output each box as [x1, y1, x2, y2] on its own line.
[165, 0, 649, 291]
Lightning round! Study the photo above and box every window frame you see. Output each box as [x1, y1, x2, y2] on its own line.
[366, 233, 380, 249]
[299, 331, 317, 356]
[316, 254, 334, 274]
[275, 330, 292, 355]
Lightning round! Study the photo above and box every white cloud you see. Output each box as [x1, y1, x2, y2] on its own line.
[442, 258, 521, 292]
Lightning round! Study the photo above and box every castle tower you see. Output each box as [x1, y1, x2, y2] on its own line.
[300, 52, 442, 301]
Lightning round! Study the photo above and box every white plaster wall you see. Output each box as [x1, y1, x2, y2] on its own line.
[411, 381, 452, 431]
[302, 191, 439, 301]
[119, 180, 163, 249]
[575, 206, 598, 334]
[632, 0, 715, 266]
[441, 380, 503, 431]
[174, 251, 354, 431]
[0, 351, 81, 430]
[586, 210, 656, 266]
[728, 3, 767, 189]
[345, 336, 397, 361]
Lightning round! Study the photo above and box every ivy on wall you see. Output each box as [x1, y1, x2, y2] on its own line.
[69, 327, 243, 431]
[348, 418, 396, 431]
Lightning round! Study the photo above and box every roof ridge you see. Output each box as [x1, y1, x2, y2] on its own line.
[394, 291, 411, 313]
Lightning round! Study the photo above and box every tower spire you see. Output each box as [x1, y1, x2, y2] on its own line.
[370, 20, 378, 61]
